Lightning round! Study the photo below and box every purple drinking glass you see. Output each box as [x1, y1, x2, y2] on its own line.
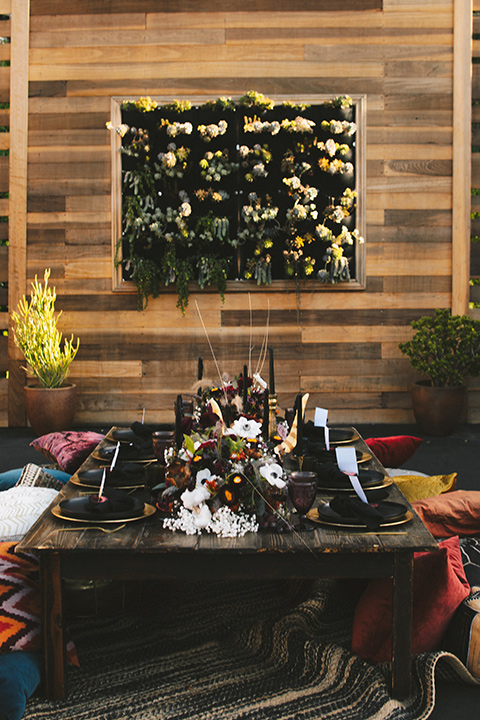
[288, 471, 317, 531]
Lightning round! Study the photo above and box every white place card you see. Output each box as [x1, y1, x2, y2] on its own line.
[314, 407, 329, 450]
[335, 446, 368, 504]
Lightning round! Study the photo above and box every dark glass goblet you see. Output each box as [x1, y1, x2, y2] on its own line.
[288, 471, 317, 531]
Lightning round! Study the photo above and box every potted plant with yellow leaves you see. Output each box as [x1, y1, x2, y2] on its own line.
[10, 269, 80, 435]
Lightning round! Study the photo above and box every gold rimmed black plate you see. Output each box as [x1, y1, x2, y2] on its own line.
[356, 452, 371, 464]
[306, 509, 413, 529]
[328, 428, 359, 445]
[318, 477, 393, 494]
[307, 502, 412, 529]
[92, 447, 157, 463]
[52, 503, 156, 524]
[70, 477, 144, 491]
[105, 428, 138, 443]
[317, 470, 392, 494]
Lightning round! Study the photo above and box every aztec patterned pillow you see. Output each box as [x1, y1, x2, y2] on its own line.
[0, 542, 40, 653]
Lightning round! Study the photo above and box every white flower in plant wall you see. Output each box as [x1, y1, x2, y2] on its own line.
[325, 138, 337, 156]
[179, 202, 191, 217]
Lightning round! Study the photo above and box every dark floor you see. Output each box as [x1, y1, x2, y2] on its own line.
[1, 422, 479, 718]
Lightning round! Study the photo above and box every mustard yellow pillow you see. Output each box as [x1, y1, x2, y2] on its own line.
[392, 473, 457, 503]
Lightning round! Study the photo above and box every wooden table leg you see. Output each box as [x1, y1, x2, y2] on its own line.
[391, 551, 414, 699]
[40, 552, 66, 700]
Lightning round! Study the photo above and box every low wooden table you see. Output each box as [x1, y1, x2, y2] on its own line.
[17, 428, 437, 701]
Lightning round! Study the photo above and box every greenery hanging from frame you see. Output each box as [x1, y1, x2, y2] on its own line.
[109, 91, 364, 313]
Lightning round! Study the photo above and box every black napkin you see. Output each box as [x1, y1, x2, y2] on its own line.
[329, 496, 384, 531]
[130, 421, 157, 439]
[101, 442, 152, 461]
[105, 464, 145, 485]
[314, 461, 350, 487]
[86, 487, 138, 516]
[126, 423, 156, 452]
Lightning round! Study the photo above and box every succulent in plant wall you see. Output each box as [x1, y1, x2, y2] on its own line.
[109, 92, 364, 312]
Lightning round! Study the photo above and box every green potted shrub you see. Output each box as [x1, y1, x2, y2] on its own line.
[10, 269, 80, 435]
[398, 308, 480, 435]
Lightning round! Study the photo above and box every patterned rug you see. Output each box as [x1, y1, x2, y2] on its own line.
[22, 579, 477, 720]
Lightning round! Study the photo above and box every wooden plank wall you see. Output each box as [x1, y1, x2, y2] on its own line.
[0, 0, 10, 426]
[3, 0, 473, 428]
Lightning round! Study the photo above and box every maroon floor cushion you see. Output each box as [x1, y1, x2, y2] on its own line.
[352, 536, 470, 664]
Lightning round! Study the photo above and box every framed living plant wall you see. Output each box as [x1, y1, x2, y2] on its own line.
[109, 92, 366, 313]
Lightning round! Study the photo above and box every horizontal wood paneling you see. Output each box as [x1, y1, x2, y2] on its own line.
[29, 1, 383, 16]
[3, 0, 467, 428]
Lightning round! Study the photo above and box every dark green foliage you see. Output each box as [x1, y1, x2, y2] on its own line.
[399, 309, 480, 387]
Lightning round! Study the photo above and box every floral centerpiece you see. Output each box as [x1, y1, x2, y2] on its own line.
[158, 374, 293, 537]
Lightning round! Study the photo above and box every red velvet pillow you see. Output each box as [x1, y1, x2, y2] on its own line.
[352, 536, 470, 664]
[30, 431, 105, 474]
[412, 491, 480, 538]
[364, 435, 422, 467]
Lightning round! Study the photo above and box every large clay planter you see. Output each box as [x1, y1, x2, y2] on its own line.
[410, 380, 467, 436]
[24, 383, 77, 436]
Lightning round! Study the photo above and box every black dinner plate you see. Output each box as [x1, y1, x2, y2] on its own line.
[316, 500, 409, 526]
[317, 468, 386, 490]
[76, 464, 145, 487]
[94, 444, 156, 463]
[57, 495, 145, 521]
[108, 428, 138, 443]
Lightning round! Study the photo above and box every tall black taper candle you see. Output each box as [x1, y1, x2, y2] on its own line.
[269, 347, 275, 394]
[175, 394, 183, 450]
[262, 388, 269, 440]
[197, 357, 203, 381]
[242, 365, 248, 410]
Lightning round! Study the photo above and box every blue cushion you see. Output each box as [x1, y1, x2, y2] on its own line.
[0, 468, 70, 492]
[0, 471, 22, 492]
[0, 651, 42, 720]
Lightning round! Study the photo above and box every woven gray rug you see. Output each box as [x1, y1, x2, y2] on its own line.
[23, 579, 476, 720]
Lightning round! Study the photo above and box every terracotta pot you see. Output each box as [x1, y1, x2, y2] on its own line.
[410, 380, 467, 436]
[24, 383, 77, 436]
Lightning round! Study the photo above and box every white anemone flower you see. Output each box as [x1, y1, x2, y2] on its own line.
[260, 463, 286, 489]
[231, 417, 262, 439]
[196, 467, 213, 486]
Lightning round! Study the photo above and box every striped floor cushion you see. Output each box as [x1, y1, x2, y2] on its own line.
[0, 486, 58, 542]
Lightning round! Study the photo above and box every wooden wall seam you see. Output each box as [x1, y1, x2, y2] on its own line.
[7, 0, 30, 426]
[452, 0, 472, 314]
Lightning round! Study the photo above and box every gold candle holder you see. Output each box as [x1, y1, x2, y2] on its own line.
[268, 392, 278, 439]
